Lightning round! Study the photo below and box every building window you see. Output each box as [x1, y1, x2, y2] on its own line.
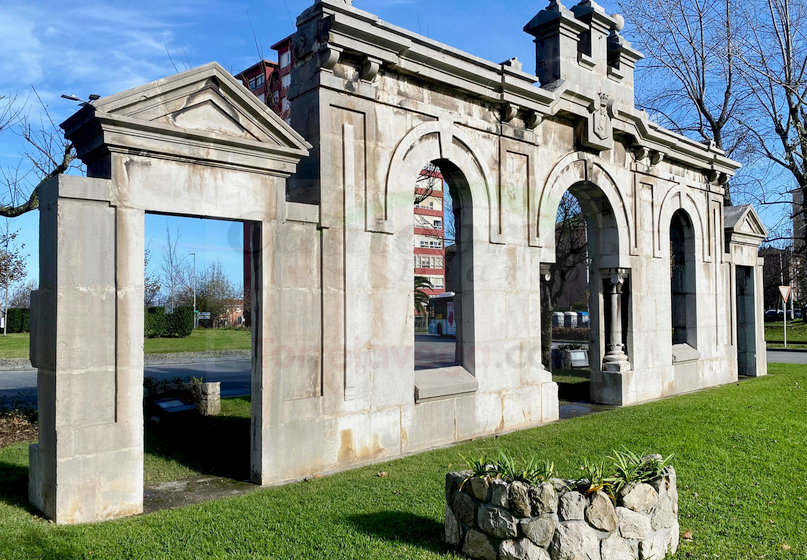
[282, 73, 291, 89]
[280, 51, 291, 68]
[282, 97, 290, 112]
[248, 75, 265, 91]
[432, 276, 444, 288]
[433, 219, 442, 230]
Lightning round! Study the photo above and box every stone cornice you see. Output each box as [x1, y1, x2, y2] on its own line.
[297, 0, 740, 177]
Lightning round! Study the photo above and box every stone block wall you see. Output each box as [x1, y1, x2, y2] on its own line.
[445, 466, 679, 560]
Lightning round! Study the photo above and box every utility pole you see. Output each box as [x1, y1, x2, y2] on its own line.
[190, 252, 197, 329]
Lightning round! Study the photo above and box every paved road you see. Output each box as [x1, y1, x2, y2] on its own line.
[1, 335, 459, 406]
[0, 360, 255, 405]
[766, 350, 807, 364]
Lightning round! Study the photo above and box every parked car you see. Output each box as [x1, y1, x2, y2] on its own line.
[765, 309, 795, 321]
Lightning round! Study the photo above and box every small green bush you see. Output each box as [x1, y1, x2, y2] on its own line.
[4, 308, 30, 333]
[145, 307, 167, 338]
[166, 306, 194, 338]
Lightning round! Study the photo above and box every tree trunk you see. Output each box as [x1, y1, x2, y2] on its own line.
[540, 278, 553, 370]
[3, 283, 8, 337]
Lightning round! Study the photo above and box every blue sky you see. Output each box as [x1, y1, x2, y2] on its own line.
[5, 0, 787, 288]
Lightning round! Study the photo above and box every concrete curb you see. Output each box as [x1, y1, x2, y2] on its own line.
[766, 346, 807, 353]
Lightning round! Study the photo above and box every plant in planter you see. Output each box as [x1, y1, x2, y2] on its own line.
[445, 450, 679, 560]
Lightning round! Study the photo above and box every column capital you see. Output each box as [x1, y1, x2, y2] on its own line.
[603, 267, 629, 286]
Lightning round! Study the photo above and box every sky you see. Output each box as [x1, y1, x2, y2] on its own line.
[6, 0, 787, 290]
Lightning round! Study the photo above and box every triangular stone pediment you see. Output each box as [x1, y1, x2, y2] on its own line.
[62, 62, 310, 155]
[724, 204, 767, 241]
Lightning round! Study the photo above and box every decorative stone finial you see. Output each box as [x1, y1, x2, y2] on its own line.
[612, 14, 625, 33]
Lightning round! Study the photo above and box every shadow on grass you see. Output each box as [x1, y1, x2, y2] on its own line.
[145, 396, 251, 481]
[553, 369, 591, 403]
[347, 511, 446, 554]
[0, 460, 37, 513]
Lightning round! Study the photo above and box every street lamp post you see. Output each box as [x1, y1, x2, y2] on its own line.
[190, 252, 197, 329]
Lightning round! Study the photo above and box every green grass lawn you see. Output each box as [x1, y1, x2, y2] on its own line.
[1, 365, 807, 558]
[0, 329, 252, 360]
[765, 319, 807, 344]
[143, 328, 252, 354]
[0, 333, 30, 360]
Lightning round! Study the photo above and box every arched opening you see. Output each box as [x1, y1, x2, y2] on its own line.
[542, 181, 629, 406]
[670, 209, 697, 349]
[413, 157, 478, 400]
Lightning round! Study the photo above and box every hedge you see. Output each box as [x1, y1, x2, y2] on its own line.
[144, 305, 194, 338]
[4, 308, 30, 333]
[145, 307, 167, 338]
[166, 305, 194, 338]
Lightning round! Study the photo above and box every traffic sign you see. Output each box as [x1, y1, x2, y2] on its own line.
[199, 312, 211, 320]
[779, 285, 792, 303]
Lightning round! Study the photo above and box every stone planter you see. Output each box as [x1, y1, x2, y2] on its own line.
[445, 462, 678, 560]
[145, 381, 221, 416]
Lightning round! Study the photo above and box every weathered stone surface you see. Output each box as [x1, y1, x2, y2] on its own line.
[477, 504, 517, 539]
[551, 521, 600, 560]
[490, 479, 510, 508]
[530, 482, 558, 515]
[639, 530, 667, 560]
[667, 520, 680, 554]
[447, 471, 470, 502]
[617, 507, 652, 539]
[585, 491, 618, 532]
[600, 532, 634, 560]
[621, 482, 658, 514]
[559, 491, 588, 521]
[445, 503, 461, 547]
[463, 529, 497, 560]
[509, 481, 532, 518]
[500, 538, 551, 560]
[520, 513, 557, 548]
[453, 491, 476, 525]
[470, 477, 490, 501]
[651, 494, 676, 530]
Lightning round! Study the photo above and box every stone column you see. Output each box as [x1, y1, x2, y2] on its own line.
[28, 175, 144, 524]
[602, 268, 630, 369]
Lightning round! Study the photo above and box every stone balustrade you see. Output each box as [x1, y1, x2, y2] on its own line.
[445, 461, 678, 560]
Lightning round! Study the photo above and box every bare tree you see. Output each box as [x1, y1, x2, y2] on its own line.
[734, 0, 807, 247]
[0, 221, 27, 336]
[619, 0, 748, 205]
[0, 90, 79, 218]
[541, 192, 590, 368]
[144, 242, 162, 307]
[8, 279, 37, 309]
[159, 226, 188, 312]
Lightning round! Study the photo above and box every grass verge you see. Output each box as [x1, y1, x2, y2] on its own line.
[1, 365, 806, 558]
[0, 329, 253, 361]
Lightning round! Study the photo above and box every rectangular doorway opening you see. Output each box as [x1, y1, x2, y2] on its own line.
[736, 265, 757, 376]
[141, 213, 259, 501]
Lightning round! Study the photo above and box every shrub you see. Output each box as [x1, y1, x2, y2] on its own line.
[4, 308, 30, 333]
[552, 327, 589, 341]
[166, 306, 194, 338]
[144, 307, 167, 338]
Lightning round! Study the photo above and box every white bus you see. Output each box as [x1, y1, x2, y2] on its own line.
[428, 292, 456, 336]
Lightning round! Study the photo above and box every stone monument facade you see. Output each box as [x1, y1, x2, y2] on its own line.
[29, 0, 766, 523]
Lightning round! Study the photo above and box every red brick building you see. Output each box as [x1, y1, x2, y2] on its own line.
[414, 166, 446, 296]
[270, 35, 293, 124]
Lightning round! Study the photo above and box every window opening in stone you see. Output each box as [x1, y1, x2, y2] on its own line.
[142, 214, 255, 492]
[414, 163, 456, 370]
[670, 209, 697, 349]
[543, 191, 592, 404]
[541, 184, 628, 406]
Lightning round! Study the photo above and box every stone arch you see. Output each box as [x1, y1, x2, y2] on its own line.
[384, 120, 499, 243]
[657, 188, 706, 261]
[536, 152, 633, 266]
